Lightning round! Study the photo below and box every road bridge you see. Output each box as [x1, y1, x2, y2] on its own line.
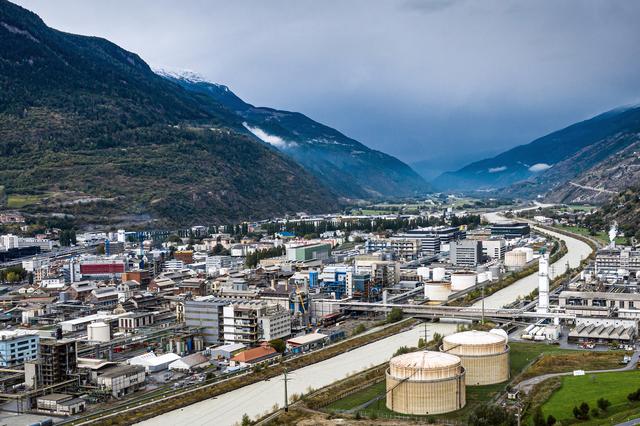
[338, 301, 575, 321]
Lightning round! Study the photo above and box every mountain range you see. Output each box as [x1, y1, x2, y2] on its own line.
[0, 0, 427, 226]
[435, 105, 640, 204]
[155, 69, 428, 200]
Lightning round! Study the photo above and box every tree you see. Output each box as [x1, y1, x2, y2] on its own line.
[240, 413, 251, 426]
[386, 307, 403, 324]
[417, 337, 425, 349]
[269, 339, 286, 353]
[468, 403, 516, 426]
[597, 397, 611, 411]
[352, 324, 366, 336]
[533, 407, 546, 426]
[573, 402, 590, 420]
[546, 415, 556, 426]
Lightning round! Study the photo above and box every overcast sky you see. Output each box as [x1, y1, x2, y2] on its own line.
[15, 0, 640, 173]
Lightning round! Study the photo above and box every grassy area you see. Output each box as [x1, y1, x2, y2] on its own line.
[539, 370, 640, 425]
[518, 349, 625, 382]
[327, 381, 385, 411]
[6, 193, 45, 208]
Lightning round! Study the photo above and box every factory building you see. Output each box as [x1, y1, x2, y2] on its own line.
[365, 238, 421, 260]
[386, 351, 465, 415]
[490, 222, 530, 239]
[286, 243, 331, 262]
[441, 330, 509, 386]
[450, 240, 482, 268]
[595, 247, 640, 275]
[481, 239, 506, 260]
[400, 226, 466, 257]
[184, 297, 229, 344]
[0, 329, 39, 367]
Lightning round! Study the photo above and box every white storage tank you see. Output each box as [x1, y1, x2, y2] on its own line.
[87, 321, 111, 342]
[442, 330, 509, 386]
[505, 250, 527, 268]
[477, 272, 489, 283]
[386, 351, 466, 415]
[432, 267, 446, 282]
[450, 271, 477, 291]
[515, 247, 534, 262]
[417, 267, 430, 280]
[424, 281, 451, 302]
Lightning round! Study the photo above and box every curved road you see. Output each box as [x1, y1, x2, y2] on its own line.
[139, 209, 593, 426]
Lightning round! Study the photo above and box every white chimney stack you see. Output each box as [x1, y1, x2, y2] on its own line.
[537, 253, 549, 314]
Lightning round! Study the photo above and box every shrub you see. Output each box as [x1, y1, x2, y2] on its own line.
[546, 414, 556, 426]
[597, 397, 611, 411]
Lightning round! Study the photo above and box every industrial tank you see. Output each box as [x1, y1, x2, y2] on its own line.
[450, 272, 477, 291]
[87, 322, 111, 342]
[488, 265, 501, 280]
[505, 250, 527, 268]
[386, 351, 465, 415]
[424, 281, 451, 302]
[441, 330, 509, 386]
[432, 267, 446, 282]
[417, 267, 430, 281]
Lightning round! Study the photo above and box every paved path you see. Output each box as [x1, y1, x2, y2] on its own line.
[515, 351, 640, 394]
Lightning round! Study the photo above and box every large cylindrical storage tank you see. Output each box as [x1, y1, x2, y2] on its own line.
[87, 322, 111, 342]
[432, 267, 446, 282]
[450, 272, 477, 291]
[505, 250, 527, 268]
[386, 351, 465, 415]
[417, 267, 430, 281]
[424, 281, 451, 302]
[441, 330, 509, 386]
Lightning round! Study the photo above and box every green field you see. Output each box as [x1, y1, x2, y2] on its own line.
[6, 193, 45, 208]
[540, 370, 640, 424]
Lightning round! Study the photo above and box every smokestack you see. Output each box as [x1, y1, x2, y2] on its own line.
[537, 253, 549, 314]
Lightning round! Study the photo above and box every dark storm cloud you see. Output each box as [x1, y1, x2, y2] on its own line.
[14, 0, 640, 173]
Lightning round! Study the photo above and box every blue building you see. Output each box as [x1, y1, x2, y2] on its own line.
[0, 329, 39, 367]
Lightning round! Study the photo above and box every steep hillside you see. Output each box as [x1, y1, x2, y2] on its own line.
[0, 0, 338, 225]
[584, 187, 640, 240]
[434, 106, 640, 192]
[157, 70, 430, 200]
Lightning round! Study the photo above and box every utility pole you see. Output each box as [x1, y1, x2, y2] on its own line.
[422, 321, 429, 349]
[283, 367, 291, 412]
[481, 281, 485, 325]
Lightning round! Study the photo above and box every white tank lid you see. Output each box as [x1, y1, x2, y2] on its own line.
[443, 330, 506, 346]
